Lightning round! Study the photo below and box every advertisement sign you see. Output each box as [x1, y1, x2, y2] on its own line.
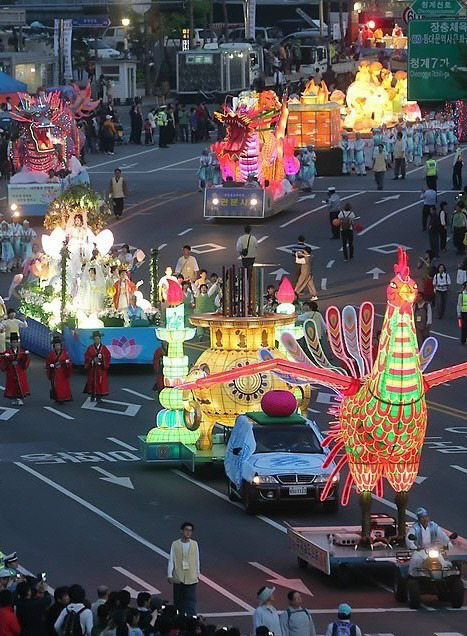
[408, 18, 467, 100]
[8, 183, 62, 216]
[204, 187, 265, 218]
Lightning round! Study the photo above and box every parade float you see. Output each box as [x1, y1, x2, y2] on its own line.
[177, 250, 467, 577]
[17, 185, 161, 364]
[8, 87, 93, 216]
[139, 269, 311, 466]
[204, 90, 300, 218]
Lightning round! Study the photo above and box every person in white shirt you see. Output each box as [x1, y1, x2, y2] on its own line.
[406, 507, 451, 576]
[420, 188, 437, 231]
[55, 584, 93, 635]
[175, 245, 200, 283]
[338, 202, 356, 261]
[236, 224, 258, 272]
[91, 585, 108, 625]
[433, 263, 451, 319]
[392, 131, 406, 181]
[167, 521, 200, 617]
[0, 308, 27, 344]
[158, 266, 178, 302]
[252, 586, 282, 636]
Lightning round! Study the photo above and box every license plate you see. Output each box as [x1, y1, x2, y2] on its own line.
[289, 486, 307, 496]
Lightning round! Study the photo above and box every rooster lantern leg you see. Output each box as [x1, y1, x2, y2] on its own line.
[180, 249, 467, 542]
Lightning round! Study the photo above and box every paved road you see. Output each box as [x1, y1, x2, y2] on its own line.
[0, 138, 466, 636]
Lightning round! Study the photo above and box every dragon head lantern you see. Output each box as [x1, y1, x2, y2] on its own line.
[212, 90, 299, 186]
[12, 91, 80, 174]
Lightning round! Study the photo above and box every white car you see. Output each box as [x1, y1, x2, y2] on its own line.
[86, 39, 120, 59]
[225, 411, 339, 514]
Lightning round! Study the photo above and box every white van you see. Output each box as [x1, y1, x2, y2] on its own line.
[225, 411, 339, 514]
[102, 26, 126, 50]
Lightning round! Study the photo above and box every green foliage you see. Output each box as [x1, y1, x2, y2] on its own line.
[44, 184, 112, 234]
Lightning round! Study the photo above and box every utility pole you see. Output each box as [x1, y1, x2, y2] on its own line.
[144, 11, 150, 96]
[319, 0, 324, 37]
[189, 0, 194, 49]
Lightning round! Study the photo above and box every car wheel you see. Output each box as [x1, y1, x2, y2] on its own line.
[407, 578, 421, 609]
[393, 570, 408, 602]
[323, 497, 339, 514]
[243, 485, 258, 515]
[227, 480, 237, 502]
[450, 576, 464, 608]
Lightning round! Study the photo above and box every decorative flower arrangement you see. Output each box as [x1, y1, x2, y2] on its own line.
[98, 308, 125, 321]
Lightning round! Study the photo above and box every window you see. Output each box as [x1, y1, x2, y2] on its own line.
[253, 425, 323, 454]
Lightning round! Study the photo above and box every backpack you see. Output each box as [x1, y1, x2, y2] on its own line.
[340, 212, 352, 231]
[63, 607, 85, 636]
[331, 620, 357, 636]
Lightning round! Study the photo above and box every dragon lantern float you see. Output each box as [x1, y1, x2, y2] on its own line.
[181, 249, 467, 542]
[11, 90, 82, 176]
[212, 90, 299, 186]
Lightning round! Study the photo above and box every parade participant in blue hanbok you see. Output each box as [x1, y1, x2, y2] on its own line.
[372, 127, 383, 158]
[21, 220, 36, 262]
[434, 122, 442, 156]
[209, 152, 222, 186]
[298, 145, 317, 191]
[414, 127, 424, 166]
[0, 220, 14, 273]
[405, 123, 414, 163]
[340, 132, 352, 175]
[424, 118, 435, 155]
[353, 133, 366, 176]
[197, 148, 212, 191]
[439, 117, 448, 156]
[9, 219, 23, 270]
[447, 117, 458, 152]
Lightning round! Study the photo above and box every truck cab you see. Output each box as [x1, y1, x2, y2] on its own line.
[225, 411, 339, 514]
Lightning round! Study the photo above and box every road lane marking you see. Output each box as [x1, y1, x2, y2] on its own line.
[359, 192, 447, 236]
[428, 401, 467, 420]
[326, 260, 335, 268]
[147, 156, 199, 173]
[82, 397, 141, 417]
[92, 466, 134, 489]
[158, 243, 167, 250]
[43, 407, 74, 420]
[0, 406, 19, 420]
[249, 561, 313, 596]
[122, 388, 154, 401]
[178, 228, 193, 236]
[451, 465, 467, 476]
[112, 192, 195, 226]
[172, 469, 287, 534]
[280, 192, 365, 228]
[107, 437, 139, 451]
[257, 235, 269, 243]
[321, 277, 327, 290]
[373, 495, 417, 520]
[113, 566, 160, 594]
[87, 146, 160, 169]
[14, 462, 254, 612]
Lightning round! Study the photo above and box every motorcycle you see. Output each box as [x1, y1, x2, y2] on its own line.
[393, 533, 464, 609]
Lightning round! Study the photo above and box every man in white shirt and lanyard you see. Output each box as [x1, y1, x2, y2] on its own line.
[108, 168, 128, 219]
[168, 521, 200, 616]
[406, 507, 451, 576]
[175, 246, 200, 283]
[236, 224, 258, 273]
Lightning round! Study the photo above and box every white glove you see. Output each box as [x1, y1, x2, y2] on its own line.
[49, 363, 55, 368]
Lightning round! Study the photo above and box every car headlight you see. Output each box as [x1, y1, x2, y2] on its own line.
[253, 475, 278, 484]
[314, 475, 328, 484]
[212, 197, 219, 205]
[428, 548, 439, 559]
[250, 198, 258, 206]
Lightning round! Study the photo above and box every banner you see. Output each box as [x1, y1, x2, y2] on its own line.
[244, 0, 256, 40]
[408, 18, 467, 100]
[8, 183, 62, 216]
[63, 19, 73, 81]
[63, 327, 161, 365]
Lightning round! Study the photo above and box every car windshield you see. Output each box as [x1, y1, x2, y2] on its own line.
[253, 425, 323, 454]
[266, 28, 282, 38]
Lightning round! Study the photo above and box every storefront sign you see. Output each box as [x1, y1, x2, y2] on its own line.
[204, 187, 265, 218]
[408, 18, 467, 100]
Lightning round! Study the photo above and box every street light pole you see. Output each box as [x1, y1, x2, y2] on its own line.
[122, 17, 130, 57]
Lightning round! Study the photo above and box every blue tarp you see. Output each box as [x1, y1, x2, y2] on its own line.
[0, 71, 27, 93]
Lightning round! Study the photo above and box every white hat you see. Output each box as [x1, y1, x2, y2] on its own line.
[257, 586, 275, 604]
[105, 115, 112, 120]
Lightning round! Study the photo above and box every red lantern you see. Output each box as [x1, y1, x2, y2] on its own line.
[261, 390, 297, 417]
[167, 279, 183, 306]
[277, 277, 295, 304]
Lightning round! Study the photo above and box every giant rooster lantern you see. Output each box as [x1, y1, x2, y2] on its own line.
[180, 249, 467, 543]
[212, 90, 299, 186]
[11, 91, 80, 175]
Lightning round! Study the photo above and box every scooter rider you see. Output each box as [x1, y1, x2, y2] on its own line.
[406, 507, 451, 576]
